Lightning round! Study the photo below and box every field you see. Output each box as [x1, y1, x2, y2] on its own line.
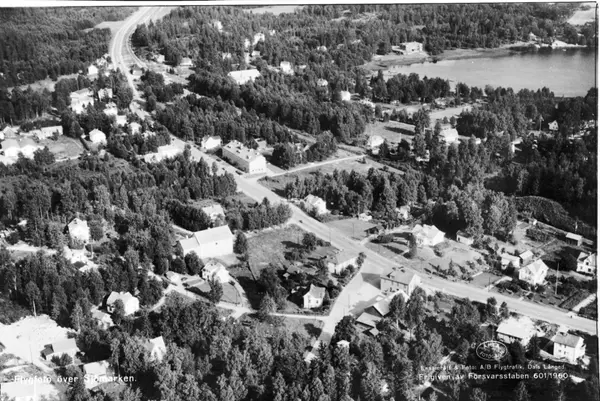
[470, 271, 503, 289]
[242, 5, 303, 15]
[240, 313, 323, 341]
[245, 225, 308, 278]
[42, 136, 85, 161]
[366, 120, 415, 144]
[7, 74, 79, 94]
[567, 5, 596, 25]
[429, 105, 473, 122]
[324, 217, 378, 241]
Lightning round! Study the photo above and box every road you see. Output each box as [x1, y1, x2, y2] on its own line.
[110, 10, 596, 346]
[202, 149, 598, 344]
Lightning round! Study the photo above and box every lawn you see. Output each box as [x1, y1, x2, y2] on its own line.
[366, 120, 416, 144]
[324, 217, 378, 241]
[470, 272, 503, 289]
[42, 136, 84, 161]
[243, 5, 303, 15]
[246, 225, 308, 278]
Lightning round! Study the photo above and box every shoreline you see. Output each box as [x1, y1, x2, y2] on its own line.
[364, 44, 592, 70]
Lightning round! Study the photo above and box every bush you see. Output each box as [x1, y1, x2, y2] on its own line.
[51, 353, 73, 366]
[376, 234, 394, 243]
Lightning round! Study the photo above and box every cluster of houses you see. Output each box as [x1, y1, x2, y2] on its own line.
[496, 316, 587, 364]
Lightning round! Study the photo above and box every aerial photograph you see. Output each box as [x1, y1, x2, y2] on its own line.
[0, 1, 597, 401]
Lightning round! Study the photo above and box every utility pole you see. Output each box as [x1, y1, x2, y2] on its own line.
[555, 262, 560, 296]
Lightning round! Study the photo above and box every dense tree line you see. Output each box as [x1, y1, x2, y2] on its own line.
[0, 7, 137, 87]
[224, 197, 292, 231]
[369, 71, 451, 104]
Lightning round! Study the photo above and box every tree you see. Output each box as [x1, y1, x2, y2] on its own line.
[513, 381, 530, 401]
[302, 233, 318, 251]
[208, 279, 223, 303]
[407, 235, 418, 258]
[333, 316, 357, 343]
[25, 281, 40, 316]
[184, 252, 202, 275]
[70, 302, 84, 332]
[469, 388, 487, 401]
[88, 219, 104, 242]
[258, 294, 277, 321]
[528, 335, 540, 359]
[234, 231, 248, 255]
[112, 299, 126, 324]
[499, 301, 509, 319]
[389, 294, 406, 327]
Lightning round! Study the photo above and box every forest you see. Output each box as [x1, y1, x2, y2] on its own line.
[0, 7, 137, 87]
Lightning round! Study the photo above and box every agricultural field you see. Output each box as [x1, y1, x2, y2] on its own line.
[366, 120, 416, 144]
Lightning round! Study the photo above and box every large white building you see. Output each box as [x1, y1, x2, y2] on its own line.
[576, 252, 596, 275]
[89, 129, 107, 145]
[496, 316, 536, 346]
[303, 194, 328, 216]
[303, 284, 326, 309]
[1, 138, 41, 159]
[201, 136, 222, 151]
[228, 69, 261, 85]
[67, 218, 90, 244]
[518, 259, 549, 286]
[552, 333, 586, 364]
[399, 42, 423, 53]
[222, 140, 267, 174]
[201, 261, 230, 283]
[380, 267, 421, 299]
[70, 88, 95, 114]
[179, 225, 234, 259]
[411, 224, 445, 247]
[106, 291, 140, 316]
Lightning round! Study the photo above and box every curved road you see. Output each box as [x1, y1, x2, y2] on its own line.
[111, 8, 596, 351]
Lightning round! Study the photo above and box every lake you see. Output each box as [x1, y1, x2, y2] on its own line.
[387, 49, 596, 97]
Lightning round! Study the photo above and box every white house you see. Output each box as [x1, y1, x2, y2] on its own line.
[18, 138, 40, 159]
[280, 61, 294, 75]
[518, 259, 549, 286]
[179, 225, 234, 259]
[325, 250, 357, 275]
[303, 194, 328, 216]
[576, 252, 596, 275]
[201, 204, 225, 222]
[552, 333, 586, 364]
[303, 284, 326, 309]
[456, 231, 474, 246]
[103, 103, 118, 117]
[87, 65, 99, 77]
[106, 291, 140, 316]
[440, 127, 459, 144]
[115, 115, 127, 127]
[519, 250, 534, 265]
[411, 224, 445, 247]
[42, 338, 79, 362]
[142, 144, 183, 163]
[380, 268, 421, 298]
[228, 69, 262, 85]
[367, 135, 384, 150]
[201, 136, 222, 151]
[201, 261, 230, 284]
[396, 205, 411, 221]
[144, 336, 167, 362]
[340, 90, 352, 101]
[252, 32, 265, 45]
[98, 88, 113, 100]
[222, 140, 267, 174]
[70, 88, 95, 114]
[91, 309, 114, 330]
[496, 316, 536, 346]
[67, 218, 90, 244]
[1, 138, 21, 158]
[129, 122, 142, 135]
[179, 57, 194, 68]
[212, 20, 223, 32]
[34, 126, 63, 140]
[317, 78, 328, 87]
[549, 121, 559, 131]
[83, 360, 110, 388]
[399, 42, 423, 53]
[89, 129, 107, 145]
[500, 253, 521, 269]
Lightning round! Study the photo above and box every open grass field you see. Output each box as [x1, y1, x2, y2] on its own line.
[7, 73, 79, 94]
[567, 5, 596, 25]
[366, 120, 416, 144]
[42, 136, 85, 161]
[246, 225, 308, 277]
[324, 217, 377, 241]
[470, 271, 503, 289]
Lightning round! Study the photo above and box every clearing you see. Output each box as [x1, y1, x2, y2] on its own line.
[366, 120, 415, 144]
[324, 218, 379, 242]
[567, 4, 596, 25]
[242, 5, 303, 15]
[42, 136, 85, 161]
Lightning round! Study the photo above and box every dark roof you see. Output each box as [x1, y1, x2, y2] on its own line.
[381, 268, 418, 286]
